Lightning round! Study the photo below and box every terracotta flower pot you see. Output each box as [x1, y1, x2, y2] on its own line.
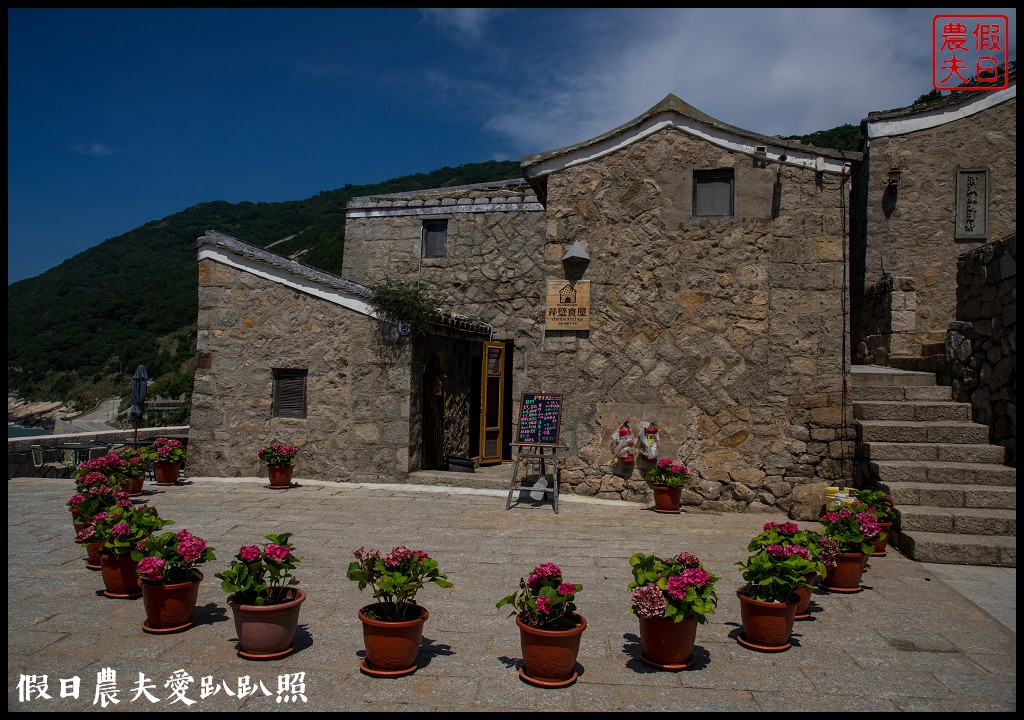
[227, 587, 306, 659]
[99, 553, 142, 599]
[793, 573, 817, 621]
[736, 589, 797, 652]
[154, 462, 180, 486]
[358, 603, 428, 677]
[141, 573, 203, 634]
[652, 485, 682, 514]
[77, 539, 103, 570]
[638, 615, 697, 670]
[127, 472, 146, 497]
[267, 465, 295, 489]
[871, 522, 892, 557]
[823, 552, 866, 593]
[516, 613, 587, 687]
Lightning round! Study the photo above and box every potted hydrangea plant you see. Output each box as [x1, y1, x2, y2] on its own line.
[257, 440, 300, 489]
[142, 438, 186, 486]
[136, 528, 216, 633]
[854, 488, 897, 556]
[216, 533, 304, 659]
[116, 445, 151, 496]
[496, 562, 585, 687]
[628, 551, 719, 669]
[645, 458, 691, 514]
[818, 505, 881, 593]
[91, 502, 170, 599]
[735, 541, 820, 652]
[746, 521, 827, 620]
[346, 545, 453, 677]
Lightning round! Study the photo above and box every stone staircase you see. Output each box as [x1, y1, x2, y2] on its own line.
[851, 365, 1016, 567]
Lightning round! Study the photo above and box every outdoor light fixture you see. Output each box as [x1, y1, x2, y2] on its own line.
[887, 166, 902, 187]
[561, 240, 591, 280]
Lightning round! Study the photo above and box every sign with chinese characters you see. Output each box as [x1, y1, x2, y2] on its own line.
[545, 280, 590, 330]
[955, 169, 988, 240]
[933, 15, 1009, 91]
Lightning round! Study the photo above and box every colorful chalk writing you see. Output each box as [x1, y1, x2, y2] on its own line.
[515, 393, 562, 445]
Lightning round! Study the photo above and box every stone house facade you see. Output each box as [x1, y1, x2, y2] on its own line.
[190, 85, 1014, 513]
[852, 77, 1017, 363]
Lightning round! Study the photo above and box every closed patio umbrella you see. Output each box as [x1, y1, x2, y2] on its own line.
[129, 365, 148, 441]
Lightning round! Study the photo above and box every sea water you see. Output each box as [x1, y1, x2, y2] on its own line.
[7, 422, 52, 439]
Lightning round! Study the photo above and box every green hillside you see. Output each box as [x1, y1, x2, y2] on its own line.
[7, 160, 522, 415]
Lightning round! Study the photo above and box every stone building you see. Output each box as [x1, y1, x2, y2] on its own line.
[852, 75, 1016, 366]
[191, 94, 863, 516]
[189, 85, 1014, 522]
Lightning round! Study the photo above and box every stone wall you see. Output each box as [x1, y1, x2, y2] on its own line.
[345, 127, 855, 511]
[863, 97, 1017, 340]
[856, 275, 918, 364]
[942, 234, 1016, 466]
[190, 258, 414, 481]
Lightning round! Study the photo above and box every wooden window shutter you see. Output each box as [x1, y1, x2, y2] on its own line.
[273, 369, 307, 419]
[693, 169, 735, 217]
[422, 219, 448, 257]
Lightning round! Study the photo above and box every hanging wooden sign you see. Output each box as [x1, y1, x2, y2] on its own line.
[545, 280, 590, 330]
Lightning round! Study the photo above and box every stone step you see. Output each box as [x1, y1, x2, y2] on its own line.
[850, 366, 936, 387]
[896, 506, 1016, 536]
[878, 480, 1016, 510]
[853, 400, 971, 422]
[857, 420, 991, 444]
[406, 467, 511, 492]
[888, 355, 945, 373]
[850, 385, 952, 402]
[859, 441, 1007, 464]
[921, 341, 946, 356]
[868, 460, 1017, 486]
[889, 530, 1016, 567]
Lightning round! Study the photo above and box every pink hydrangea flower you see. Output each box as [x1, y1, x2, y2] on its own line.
[527, 562, 563, 590]
[681, 567, 711, 587]
[179, 537, 208, 563]
[264, 544, 291, 562]
[67, 494, 86, 507]
[557, 582, 576, 597]
[675, 552, 701, 568]
[664, 575, 690, 600]
[239, 545, 261, 562]
[383, 546, 414, 567]
[534, 595, 552, 615]
[779, 522, 799, 534]
[137, 557, 165, 582]
[631, 583, 667, 618]
[177, 529, 193, 541]
[110, 523, 130, 537]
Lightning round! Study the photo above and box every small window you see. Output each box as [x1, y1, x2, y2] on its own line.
[693, 169, 735, 217]
[272, 369, 307, 419]
[422, 219, 448, 257]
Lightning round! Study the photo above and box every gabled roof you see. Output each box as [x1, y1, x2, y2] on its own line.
[196, 230, 493, 337]
[521, 93, 861, 183]
[864, 68, 1016, 139]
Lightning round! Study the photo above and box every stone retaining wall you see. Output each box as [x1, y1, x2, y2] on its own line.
[942, 234, 1016, 466]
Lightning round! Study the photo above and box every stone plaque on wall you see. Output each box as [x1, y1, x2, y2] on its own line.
[955, 169, 988, 240]
[545, 280, 590, 330]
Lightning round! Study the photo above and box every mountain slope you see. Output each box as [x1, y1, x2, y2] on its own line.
[7, 160, 522, 411]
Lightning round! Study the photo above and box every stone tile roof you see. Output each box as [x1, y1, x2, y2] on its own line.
[196, 230, 492, 337]
[865, 67, 1016, 122]
[346, 178, 540, 212]
[521, 93, 862, 173]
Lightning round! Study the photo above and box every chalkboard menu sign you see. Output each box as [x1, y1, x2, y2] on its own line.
[515, 393, 563, 446]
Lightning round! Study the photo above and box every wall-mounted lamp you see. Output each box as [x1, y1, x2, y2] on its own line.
[561, 240, 591, 280]
[887, 166, 902, 187]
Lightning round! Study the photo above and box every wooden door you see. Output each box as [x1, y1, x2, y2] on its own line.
[478, 342, 505, 465]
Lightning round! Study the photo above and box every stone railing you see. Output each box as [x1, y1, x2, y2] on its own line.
[941, 234, 1016, 466]
[7, 426, 189, 480]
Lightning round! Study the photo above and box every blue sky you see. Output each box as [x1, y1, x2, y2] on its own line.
[7, 8, 1016, 284]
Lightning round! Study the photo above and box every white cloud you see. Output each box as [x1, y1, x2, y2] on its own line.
[473, 8, 1015, 154]
[72, 140, 118, 157]
[419, 8, 503, 42]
